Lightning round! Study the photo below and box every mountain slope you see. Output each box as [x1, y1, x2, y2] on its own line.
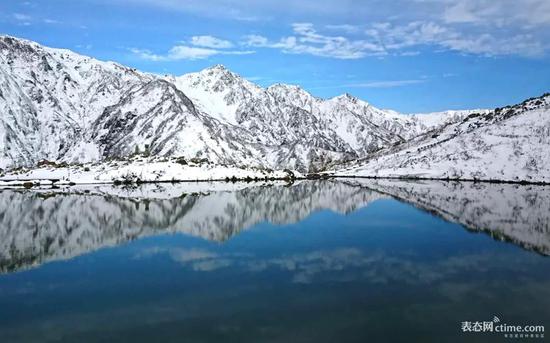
[337, 94, 550, 183]
[0, 35, 490, 175]
[170, 65, 479, 171]
[0, 35, 150, 166]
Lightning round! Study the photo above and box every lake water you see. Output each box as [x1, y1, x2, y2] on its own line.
[0, 179, 549, 342]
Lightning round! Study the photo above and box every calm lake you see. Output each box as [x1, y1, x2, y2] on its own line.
[0, 179, 549, 342]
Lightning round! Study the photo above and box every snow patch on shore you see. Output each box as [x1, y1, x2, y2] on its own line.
[0, 159, 299, 186]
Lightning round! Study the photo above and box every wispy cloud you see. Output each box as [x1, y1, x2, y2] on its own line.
[132, 36, 254, 61]
[440, 0, 550, 27]
[12, 13, 32, 25]
[243, 21, 546, 59]
[108, 0, 269, 21]
[190, 35, 233, 49]
[131, 46, 253, 61]
[107, 0, 550, 29]
[43, 18, 62, 24]
[8, 12, 63, 26]
[325, 24, 362, 33]
[7, 1, 548, 60]
[243, 23, 385, 59]
[365, 21, 545, 57]
[442, 72, 458, 78]
[13, 13, 31, 21]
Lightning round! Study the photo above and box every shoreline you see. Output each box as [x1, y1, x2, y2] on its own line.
[331, 174, 550, 186]
[2, 172, 549, 188]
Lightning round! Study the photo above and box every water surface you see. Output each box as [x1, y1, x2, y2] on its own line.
[0, 179, 549, 342]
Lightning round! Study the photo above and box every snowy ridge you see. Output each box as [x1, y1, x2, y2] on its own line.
[409, 109, 489, 130]
[0, 35, 151, 167]
[2, 35, 546, 181]
[0, 35, 482, 176]
[336, 94, 550, 183]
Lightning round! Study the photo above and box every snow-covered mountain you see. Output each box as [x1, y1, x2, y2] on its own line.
[169, 67, 473, 171]
[0, 36, 163, 166]
[336, 94, 550, 183]
[0, 35, 476, 174]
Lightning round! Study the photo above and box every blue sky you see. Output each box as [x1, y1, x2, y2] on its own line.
[1, 0, 549, 113]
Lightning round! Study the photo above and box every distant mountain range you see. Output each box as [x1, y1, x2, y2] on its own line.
[0, 35, 548, 182]
[0, 35, 479, 174]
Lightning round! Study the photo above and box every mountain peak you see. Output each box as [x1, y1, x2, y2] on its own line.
[0, 34, 28, 43]
[2, 35, 547, 181]
[209, 64, 227, 71]
[267, 83, 311, 96]
[192, 64, 246, 83]
[202, 64, 231, 74]
[268, 83, 301, 90]
[332, 93, 362, 104]
[0, 35, 40, 53]
[340, 93, 357, 100]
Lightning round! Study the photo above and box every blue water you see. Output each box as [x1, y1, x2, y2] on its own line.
[0, 184, 549, 342]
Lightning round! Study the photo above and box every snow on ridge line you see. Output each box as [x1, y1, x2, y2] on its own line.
[1, 34, 544, 177]
[0, 34, 479, 114]
[334, 94, 550, 183]
[4, 33, 432, 172]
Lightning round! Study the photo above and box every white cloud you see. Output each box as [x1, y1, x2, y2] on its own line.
[132, 35, 254, 61]
[9, 13, 64, 26]
[12, 13, 32, 25]
[131, 46, 206, 60]
[43, 18, 61, 24]
[169, 45, 223, 60]
[442, 2, 483, 24]
[325, 24, 362, 33]
[13, 13, 31, 21]
[80, 0, 549, 59]
[107, 0, 269, 21]
[190, 35, 234, 49]
[243, 23, 385, 59]
[243, 21, 545, 59]
[106, 0, 550, 29]
[440, 0, 550, 27]
[367, 21, 545, 57]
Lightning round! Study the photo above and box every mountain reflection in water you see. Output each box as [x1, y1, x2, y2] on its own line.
[1, 179, 550, 342]
[0, 179, 549, 273]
